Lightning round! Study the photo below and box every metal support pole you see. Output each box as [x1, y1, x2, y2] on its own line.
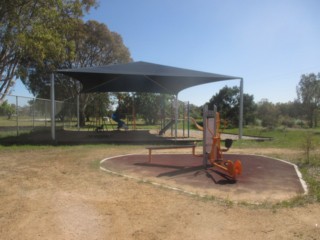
[51, 73, 55, 141]
[175, 94, 179, 139]
[32, 98, 35, 130]
[16, 96, 19, 136]
[239, 78, 244, 139]
[45, 101, 47, 127]
[187, 101, 190, 138]
[202, 105, 208, 168]
[183, 102, 185, 137]
[77, 94, 80, 131]
[213, 105, 217, 161]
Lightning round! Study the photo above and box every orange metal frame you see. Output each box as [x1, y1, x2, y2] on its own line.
[207, 112, 242, 180]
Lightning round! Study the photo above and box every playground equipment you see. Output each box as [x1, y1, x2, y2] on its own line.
[111, 112, 128, 130]
[147, 104, 242, 180]
[159, 119, 175, 135]
[92, 116, 113, 132]
[159, 100, 191, 137]
[197, 105, 242, 180]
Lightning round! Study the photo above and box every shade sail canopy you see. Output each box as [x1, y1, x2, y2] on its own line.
[57, 61, 240, 94]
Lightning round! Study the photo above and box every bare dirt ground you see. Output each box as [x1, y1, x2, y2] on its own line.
[1, 145, 320, 240]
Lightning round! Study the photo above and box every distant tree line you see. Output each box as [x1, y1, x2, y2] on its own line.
[203, 72, 320, 129]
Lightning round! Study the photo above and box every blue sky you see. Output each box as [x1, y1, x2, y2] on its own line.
[13, 0, 320, 106]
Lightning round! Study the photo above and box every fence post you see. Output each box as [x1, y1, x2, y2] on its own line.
[16, 96, 19, 136]
[51, 73, 55, 141]
[77, 94, 80, 131]
[32, 98, 35, 130]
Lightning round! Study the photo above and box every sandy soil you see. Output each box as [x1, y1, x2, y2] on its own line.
[0, 145, 320, 240]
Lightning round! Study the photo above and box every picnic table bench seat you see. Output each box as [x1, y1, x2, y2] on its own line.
[146, 144, 196, 162]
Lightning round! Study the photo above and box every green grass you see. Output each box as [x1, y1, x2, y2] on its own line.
[225, 127, 320, 149]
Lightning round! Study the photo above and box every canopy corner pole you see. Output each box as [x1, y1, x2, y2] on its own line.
[51, 73, 55, 141]
[187, 101, 190, 138]
[73, 77, 80, 131]
[239, 78, 244, 140]
[175, 94, 179, 140]
[77, 93, 80, 131]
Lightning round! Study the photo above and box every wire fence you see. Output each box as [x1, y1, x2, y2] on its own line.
[0, 94, 77, 137]
[0, 94, 194, 141]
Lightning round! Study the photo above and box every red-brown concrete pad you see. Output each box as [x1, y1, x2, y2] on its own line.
[101, 153, 306, 203]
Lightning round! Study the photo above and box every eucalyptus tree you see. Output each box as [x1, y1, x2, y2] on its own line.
[297, 73, 320, 127]
[207, 86, 256, 127]
[0, 0, 97, 101]
[25, 20, 132, 126]
[256, 99, 279, 128]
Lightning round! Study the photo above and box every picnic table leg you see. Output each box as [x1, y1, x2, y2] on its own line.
[192, 146, 195, 156]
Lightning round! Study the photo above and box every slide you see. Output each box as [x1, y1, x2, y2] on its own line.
[159, 119, 175, 135]
[189, 117, 204, 131]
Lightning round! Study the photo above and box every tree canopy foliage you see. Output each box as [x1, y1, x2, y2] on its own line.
[0, 100, 15, 119]
[23, 19, 131, 126]
[0, 0, 97, 100]
[296, 73, 320, 127]
[207, 86, 256, 127]
[1, 0, 132, 126]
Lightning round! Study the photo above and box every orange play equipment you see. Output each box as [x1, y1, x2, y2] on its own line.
[192, 105, 242, 180]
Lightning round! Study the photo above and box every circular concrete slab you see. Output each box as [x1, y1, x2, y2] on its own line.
[100, 153, 307, 203]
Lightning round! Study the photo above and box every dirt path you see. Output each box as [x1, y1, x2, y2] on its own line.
[0, 146, 319, 239]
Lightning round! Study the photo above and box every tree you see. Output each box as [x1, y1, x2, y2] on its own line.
[276, 101, 303, 127]
[296, 73, 320, 127]
[135, 93, 163, 125]
[207, 86, 256, 127]
[112, 92, 134, 119]
[84, 93, 111, 121]
[114, 93, 179, 126]
[0, 100, 15, 119]
[23, 20, 132, 126]
[0, 0, 97, 101]
[256, 99, 279, 128]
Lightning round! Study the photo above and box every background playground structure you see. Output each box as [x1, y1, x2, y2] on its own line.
[0, 94, 199, 139]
